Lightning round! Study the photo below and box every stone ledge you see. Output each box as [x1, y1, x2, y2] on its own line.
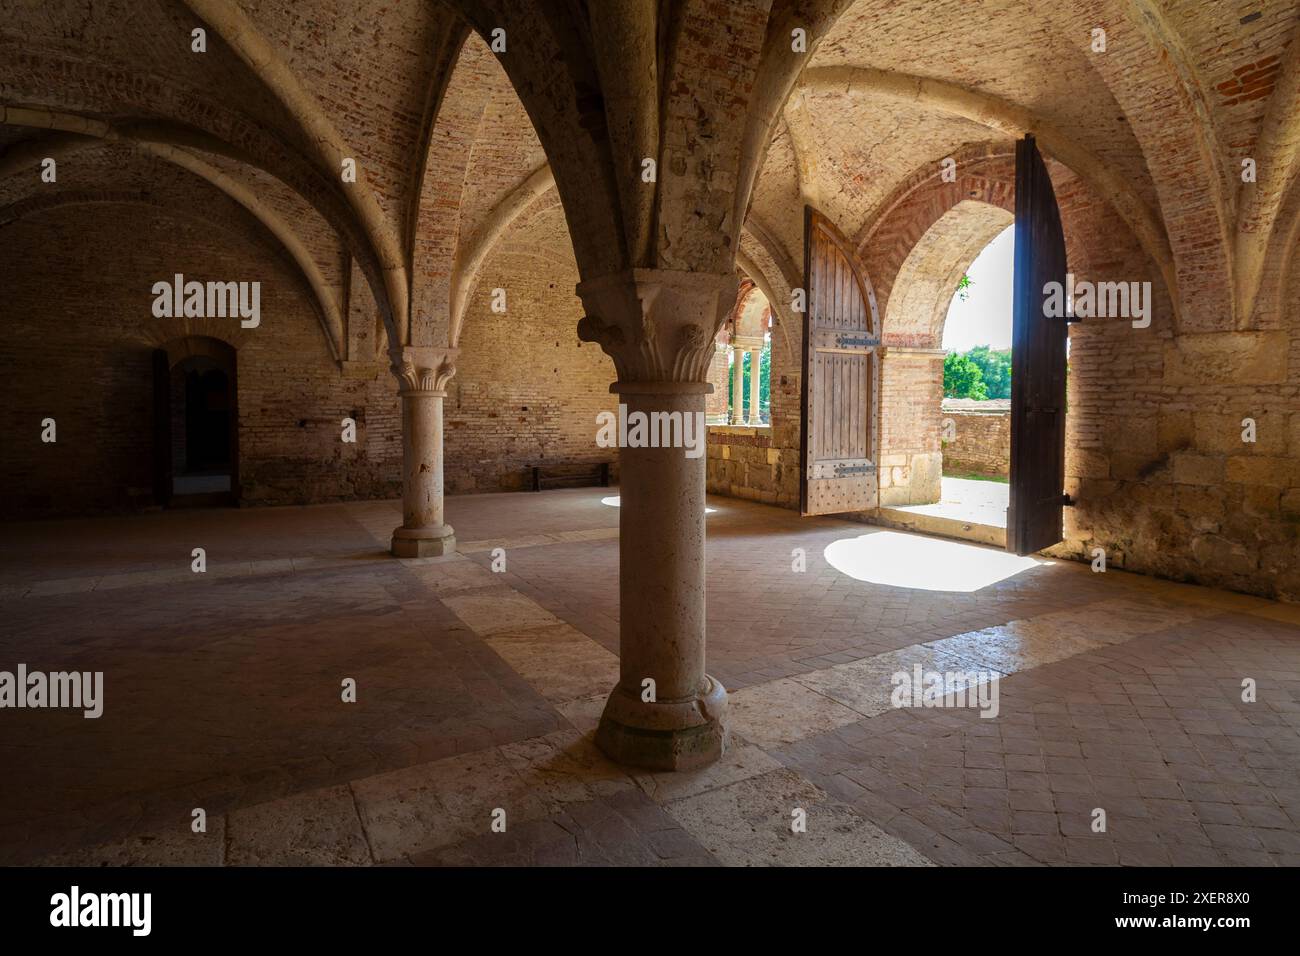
[708, 424, 772, 445]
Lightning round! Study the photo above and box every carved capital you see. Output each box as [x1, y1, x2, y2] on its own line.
[576, 269, 738, 385]
[389, 346, 458, 395]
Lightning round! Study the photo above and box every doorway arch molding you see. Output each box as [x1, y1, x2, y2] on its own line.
[886, 199, 1014, 350]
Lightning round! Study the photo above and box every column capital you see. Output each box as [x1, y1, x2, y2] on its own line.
[575, 268, 738, 384]
[388, 346, 458, 395]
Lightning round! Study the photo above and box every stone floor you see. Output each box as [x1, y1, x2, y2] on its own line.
[897, 476, 1010, 529]
[878, 477, 1009, 547]
[1, 487, 1298, 866]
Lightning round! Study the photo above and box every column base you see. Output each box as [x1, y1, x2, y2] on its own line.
[390, 524, 456, 558]
[594, 675, 727, 771]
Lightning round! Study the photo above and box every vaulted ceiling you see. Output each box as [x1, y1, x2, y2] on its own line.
[2, 0, 1297, 358]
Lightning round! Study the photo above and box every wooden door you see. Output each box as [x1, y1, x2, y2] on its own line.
[1008, 134, 1071, 555]
[800, 206, 880, 516]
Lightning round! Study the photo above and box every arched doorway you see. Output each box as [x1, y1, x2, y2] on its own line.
[935, 222, 1014, 531]
[152, 337, 239, 507]
[876, 199, 1013, 542]
[871, 139, 1071, 553]
[724, 281, 773, 427]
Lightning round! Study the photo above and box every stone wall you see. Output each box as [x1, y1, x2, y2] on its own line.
[706, 322, 802, 508]
[1056, 311, 1300, 603]
[942, 399, 1011, 477]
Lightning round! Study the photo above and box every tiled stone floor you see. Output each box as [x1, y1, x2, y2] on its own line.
[1, 488, 1298, 866]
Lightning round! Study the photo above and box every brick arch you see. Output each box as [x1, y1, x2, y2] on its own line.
[434, 0, 850, 281]
[737, 221, 800, 368]
[884, 199, 1013, 350]
[0, 88, 399, 351]
[862, 144, 1131, 348]
[158, 335, 239, 372]
[863, 143, 1136, 511]
[727, 280, 771, 342]
[0, 176, 332, 357]
[181, 0, 410, 345]
[448, 165, 556, 348]
[862, 146, 1016, 347]
[798, 67, 1175, 309]
[0, 132, 346, 360]
[741, 290, 773, 342]
[722, 278, 756, 341]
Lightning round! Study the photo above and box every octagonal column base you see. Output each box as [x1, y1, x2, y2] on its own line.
[594, 675, 728, 771]
[391, 524, 456, 558]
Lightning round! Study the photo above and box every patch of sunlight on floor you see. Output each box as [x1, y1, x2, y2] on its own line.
[824, 530, 1045, 592]
[601, 495, 718, 514]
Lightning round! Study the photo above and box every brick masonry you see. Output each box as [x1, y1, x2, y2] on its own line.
[0, 204, 403, 516]
[2, 2, 1298, 604]
[445, 210, 620, 494]
[942, 400, 1011, 478]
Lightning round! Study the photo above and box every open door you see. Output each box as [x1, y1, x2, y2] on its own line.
[151, 348, 172, 507]
[800, 206, 880, 516]
[1008, 134, 1071, 555]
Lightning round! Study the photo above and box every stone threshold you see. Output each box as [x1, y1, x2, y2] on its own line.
[874, 507, 1007, 548]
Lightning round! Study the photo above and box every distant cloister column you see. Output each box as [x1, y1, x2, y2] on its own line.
[390, 346, 457, 558]
[731, 334, 764, 426]
[577, 268, 735, 771]
[729, 345, 746, 424]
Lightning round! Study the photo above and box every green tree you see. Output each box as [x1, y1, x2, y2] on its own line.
[965, 345, 1011, 399]
[943, 351, 988, 400]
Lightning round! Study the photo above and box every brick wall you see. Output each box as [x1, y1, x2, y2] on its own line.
[705, 345, 729, 421]
[942, 399, 1011, 477]
[0, 204, 403, 517]
[878, 350, 944, 505]
[445, 231, 619, 494]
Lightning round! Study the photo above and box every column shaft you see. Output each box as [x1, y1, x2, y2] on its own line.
[748, 348, 762, 425]
[616, 388, 707, 700]
[576, 268, 733, 772]
[390, 351, 456, 558]
[729, 347, 745, 424]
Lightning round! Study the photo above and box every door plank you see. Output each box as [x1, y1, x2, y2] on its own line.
[800, 207, 881, 516]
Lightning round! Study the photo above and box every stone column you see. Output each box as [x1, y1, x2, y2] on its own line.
[389, 346, 457, 558]
[729, 345, 745, 425]
[577, 268, 735, 771]
[748, 347, 763, 425]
